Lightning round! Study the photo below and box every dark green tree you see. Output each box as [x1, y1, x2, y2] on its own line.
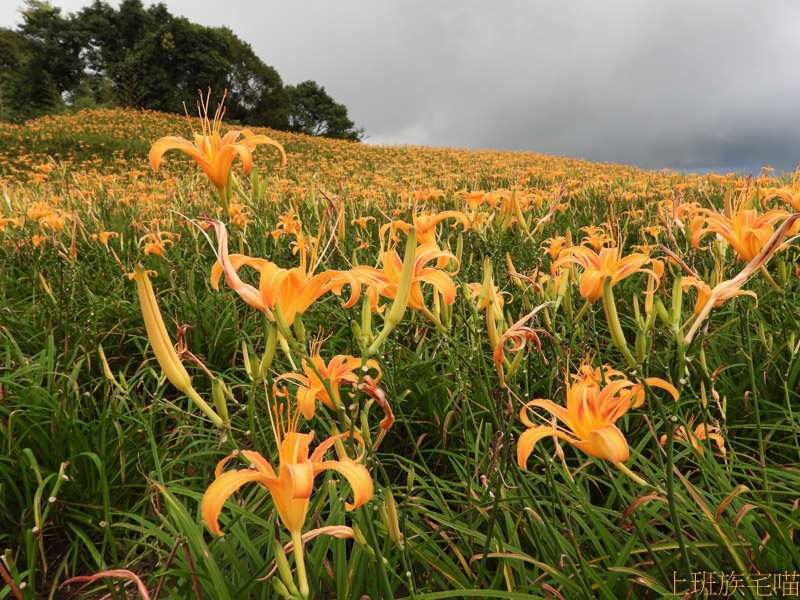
[0, 27, 62, 121]
[286, 80, 363, 141]
[218, 27, 289, 129]
[18, 1, 85, 95]
[1, 0, 357, 135]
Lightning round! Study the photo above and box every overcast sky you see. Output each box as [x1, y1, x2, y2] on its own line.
[3, 1, 799, 174]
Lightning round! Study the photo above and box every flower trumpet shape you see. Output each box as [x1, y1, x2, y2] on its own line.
[684, 212, 800, 344]
[278, 341, 382, 419]
[149, 90, 286, 191]
[202, 390, 373, 537]
[551, 246, 654, 302]
[207, 220, 362, 324]
[382, 210, 470, 246]
[517, 363, 677, 466]
[352, 242, 458, 314]
[691, 188, 790, 262]
[659, 420, 726, 457]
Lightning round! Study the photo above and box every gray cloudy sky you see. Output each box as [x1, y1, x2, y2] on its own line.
[3, 1, 800, 174]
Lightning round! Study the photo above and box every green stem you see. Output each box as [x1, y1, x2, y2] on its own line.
[572, 298, 591, 325]
[291, 530, 309, 599]
[606, 465, 672, 587]
[474, 470, 503, 586]
[664, 419, 693, 581]
[360, 507, 395, 599]
[739, 304, 771, 506]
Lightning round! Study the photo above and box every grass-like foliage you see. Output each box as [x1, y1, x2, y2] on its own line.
[1, 106, 799, 599]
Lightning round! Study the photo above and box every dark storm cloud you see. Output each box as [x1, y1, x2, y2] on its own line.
[3, 0, 799, 173]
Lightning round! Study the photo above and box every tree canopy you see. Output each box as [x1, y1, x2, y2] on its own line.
[0, 0, 359, 140]
[287, 80, 363, 141]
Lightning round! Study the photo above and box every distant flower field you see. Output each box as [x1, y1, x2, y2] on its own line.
[1, 106, 799, 600]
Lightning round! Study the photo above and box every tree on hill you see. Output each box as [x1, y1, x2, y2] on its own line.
[286, 80, 363, 141]
[216, 27, 289, 129]
[0, 27, 63, 120]
[0, 0, 363, 139]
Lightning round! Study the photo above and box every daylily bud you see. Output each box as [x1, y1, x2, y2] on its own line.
[777, 259, 789, 287]
[351, 523, 375, 560]
[135, 266, 192, 392]
[505, 253, 525, 291]
[561, 270, 573, 320]
[632, 296, 644, 328]
[212, 378, 230, 425]
[384, 491, 404, 547]
[699, 347, 709, 376]
[97, 344, 121, 391]
[635, 329, 649, 365]
[441, 299, 453, 328]
[358, 411, 374, 449]
[39, 272, 57, 304]
[242, 342, 253, 379]
[512, 188, 530, 235]
[671, 273, 683, 318]
[271, 579, 292, 599]
[455, 233, 464, 267]
[293, 314, 306, 345]
[361, 294, 372, 335]
[475, 257, 493, 311]
[272, 537, 301, 598]
[260, 323, 279, 377]
[654, 298, 671, 326]
[385, 228, 417, 327]
[367, 228, 417, 355]
[273, 301, 295, 346]
[406, 466, 415, 493]
[505, 347, 526, 381]
[134, 266, 224, 428]
[601, 276, 637, 368]
[758, 322, 768, 348]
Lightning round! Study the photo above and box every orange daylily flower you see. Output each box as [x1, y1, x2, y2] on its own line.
[91, 230, 119, 246]
[351, 215, 375, 229]
[493, 304, 553, 387]
[659, 419, 726, 457]
[466, 281, 511, 312]
[139, 231, 178, 257]
[201, 394, 373, 597]
[517, 361, 677, 466]
[207, 220, 362, 324]
[682, 275, 757, 317]
[685, 213, 800, 343]
[149, 89, 286, 191]
[278, 341, 382, 419]
[580, 225, 613, 251]
[541, 235, 567, 260]
[552, 246, 653, 302]
[202, 413, 372, 538]
[381, 210, 470, 245]
[760, 173, 800, 212]
[455, 190, 487, 212]
[353, 241, 459, 316]
[691, 188, 790, 261]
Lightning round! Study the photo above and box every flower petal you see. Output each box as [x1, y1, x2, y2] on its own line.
[313, 458, 373, 510]
[201, 469, 271, 535]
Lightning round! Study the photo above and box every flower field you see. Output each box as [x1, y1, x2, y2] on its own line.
[1, 105, 799, 599]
